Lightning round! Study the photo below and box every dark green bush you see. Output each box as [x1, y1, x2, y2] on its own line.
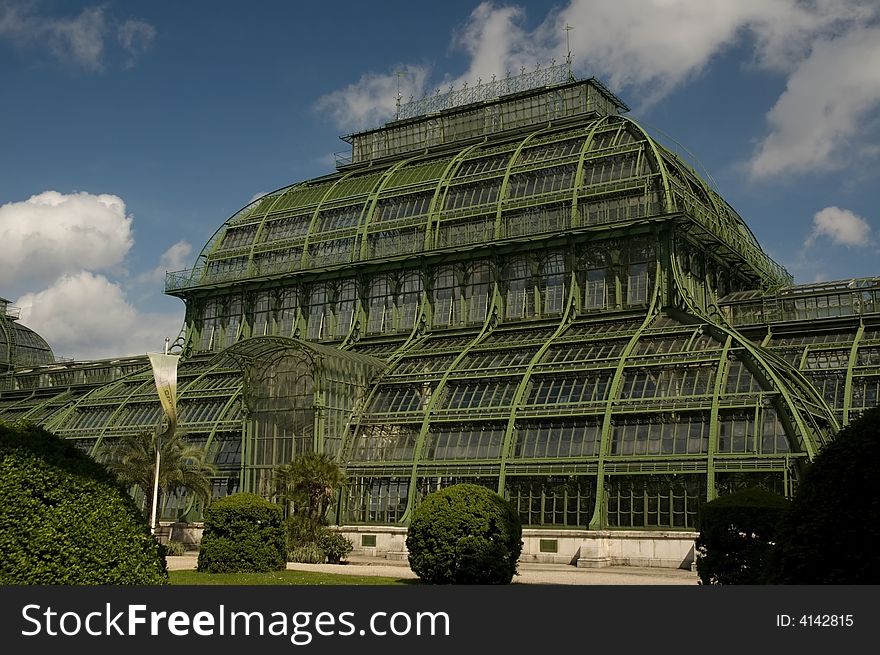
[197, 493, 286, 573]
[0, 422, 167, 585]
[319, 531, 353, 564]
[695, 487, 789, 585]
[775, 406, 880, 584]
[406, 483, 522, 584]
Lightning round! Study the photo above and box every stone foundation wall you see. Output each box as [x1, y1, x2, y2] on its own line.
[164, 522, 697, 569]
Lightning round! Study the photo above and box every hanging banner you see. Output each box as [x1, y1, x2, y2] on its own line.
[148, 352, 181, 437]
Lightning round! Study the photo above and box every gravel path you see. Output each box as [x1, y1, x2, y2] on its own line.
[166, 553, 698, 585]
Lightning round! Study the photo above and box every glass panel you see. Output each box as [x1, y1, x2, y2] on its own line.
[344, 477, 409, 524]
[350, 424, 420, 461]
[605, 474, 704, 529]
[505, 476, 595, 527]
[425, 423, 505, 460]
[513, 419, 601, 458]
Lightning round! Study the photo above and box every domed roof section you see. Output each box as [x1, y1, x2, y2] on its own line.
[0, 301, 55, 370]
[165, 76, 789, 295]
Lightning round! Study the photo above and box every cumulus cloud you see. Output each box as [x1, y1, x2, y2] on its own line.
[804, 206, 873, 248]
[451, 3, 541, 85]
[749, 26, 880, 177]
[315, 65, 431, 131]
[316, 0, 880, 177]
[16, 272, 184, 361]
[555, 0, 873, 95]
[3, 189, 185, 361]
[136, 240, 194, 285]
[0, 190, 133, 291]
[0, 2, 155, 70]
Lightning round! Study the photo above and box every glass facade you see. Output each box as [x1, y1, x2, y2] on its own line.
[0, 74, 870, 532]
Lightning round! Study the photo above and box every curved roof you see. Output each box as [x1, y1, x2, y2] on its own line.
[343, 311, 832, 474]
[0, 314, 54, 370]
[166, 114, 790, 294]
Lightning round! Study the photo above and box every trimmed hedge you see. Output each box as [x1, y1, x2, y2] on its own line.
[695, 487, 789, 585]
[775, 406, 880, 584]
[0, 423, 167, 585]
[197, 493, 286, 573]
[406, 483, 522, 584]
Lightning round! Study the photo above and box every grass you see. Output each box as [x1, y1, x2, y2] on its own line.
[168, 569, 415, 585]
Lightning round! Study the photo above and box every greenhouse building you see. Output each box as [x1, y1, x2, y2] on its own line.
[3, 64, 879, 567]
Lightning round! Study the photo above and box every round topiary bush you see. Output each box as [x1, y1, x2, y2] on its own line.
[406, 483, 522, 584]
[695, 487, 789, 585]
[0, 422, 167, 585]
[197, 492, 286, 573]
[774, 406, 880, 584]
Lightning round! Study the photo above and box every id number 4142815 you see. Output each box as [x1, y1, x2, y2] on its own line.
[776, 614, 854, 627]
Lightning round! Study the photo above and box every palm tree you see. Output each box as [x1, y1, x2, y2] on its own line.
[275, 452, 347, 525]
[98, 431, 216, 522]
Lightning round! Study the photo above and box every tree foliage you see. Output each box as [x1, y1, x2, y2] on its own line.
[774, 406, 880, 584]
[98, 430, 216, 521]
[197, 493, 286, 573]
[275, 452, 347, 524]
[276, 452, 352, 564]
[0, 422, 167, 585]
[406, 483, 523, 584]
[695, 487, 789, 585]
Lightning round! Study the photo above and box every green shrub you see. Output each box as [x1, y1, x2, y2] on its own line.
[695, 487, 789, 585]
[0, 422, 167, 585]
[285, 512, 326, 549]
[288, 544, 326, 564]
[319, 531, 353, 564]
[406, 483, 522, 584]
[775, 406, 880, 584]
[197, 493, 286, 573]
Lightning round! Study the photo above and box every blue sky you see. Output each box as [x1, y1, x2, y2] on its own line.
[1, 0, 878, 359]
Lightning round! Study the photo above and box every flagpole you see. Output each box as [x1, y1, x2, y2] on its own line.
[150, 436, 160, 535]
[149, 337, 172, 536]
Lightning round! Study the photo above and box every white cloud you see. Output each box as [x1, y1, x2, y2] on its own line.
[3, 189, 186, 360]
[316, 0, 880, 178]
[136, 240, 194, 285]
[749, 26, 880, 178]
[0, 2, 155, 70]
[315, 65, 431, 131]
[16, 272, 184, 361]
[451, 3, 541, 85]
[0, 190, 133, 292]
[805, 206, 873, 248]
[117, 18, 156, 68]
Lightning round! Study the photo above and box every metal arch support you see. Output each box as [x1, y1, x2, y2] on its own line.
[706, 334, 733, 501]
[843, 322, 865, 426]
[667, 247, 831, 459]
[298, 170, 361, 270]
[356, 156, 417, 259]
[621, 116, 674, 215]
[399, 279, 506, 523]
[496, 269, 579, 491]
[588, 258, 663, 530]
[425, 143, 483, 250]
[90, 375, 157, 455]
[493, 127, 554, 238]
[571, 115, 611, 227]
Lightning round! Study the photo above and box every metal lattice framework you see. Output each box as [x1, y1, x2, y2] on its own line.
[2, 73, 875, 530]
[1, 297, 54, 387]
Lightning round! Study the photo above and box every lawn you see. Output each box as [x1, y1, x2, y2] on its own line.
[168, 569, 414, 585]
